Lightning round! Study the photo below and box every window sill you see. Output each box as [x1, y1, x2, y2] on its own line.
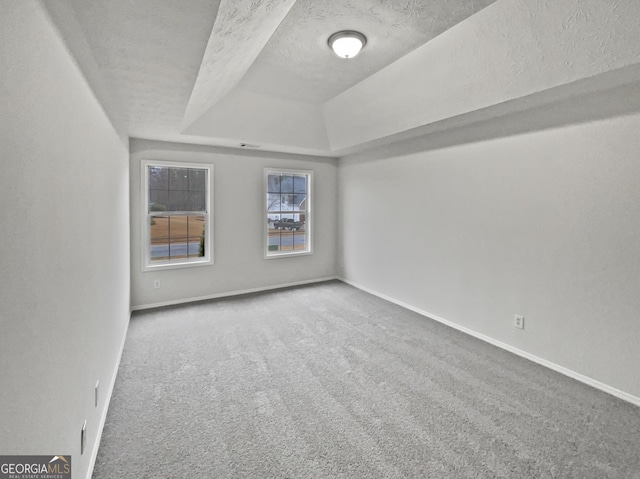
[142, 258, 213, 272]
[264, 250, 313, 260]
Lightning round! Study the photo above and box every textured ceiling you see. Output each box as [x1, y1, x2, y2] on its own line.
[59, 0, 640, 157]
[62, 0, 497, 154]
[68, 0, 220, 140]
[182, 0, 298, 129]
[240, 0, 496, 104]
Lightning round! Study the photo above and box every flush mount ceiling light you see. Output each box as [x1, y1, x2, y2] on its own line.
[328, 31, 366, 59]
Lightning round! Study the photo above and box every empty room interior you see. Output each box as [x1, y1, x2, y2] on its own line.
[2, 0, 640, 478]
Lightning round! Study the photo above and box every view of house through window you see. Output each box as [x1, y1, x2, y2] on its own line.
[143, 161, 212, 269]
[266, 169, 311, 257]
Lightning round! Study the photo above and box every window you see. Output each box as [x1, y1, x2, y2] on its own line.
[142, 160, 212, 270]
[265, 169, 312, 258]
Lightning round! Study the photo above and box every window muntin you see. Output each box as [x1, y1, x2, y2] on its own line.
[265, 169, 312, 257]
[142, 161, 212, 270]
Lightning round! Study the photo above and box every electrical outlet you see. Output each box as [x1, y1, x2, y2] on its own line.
[81, 420, 87, 454]
[95, 381, 99, 408]
[514, 314, 525, 330]
[154, 280, 161, 289]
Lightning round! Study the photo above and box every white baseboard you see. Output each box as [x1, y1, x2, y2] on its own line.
[86, 311, 131, 479]
[131, 276, 340, 311]
[340, 277, 640, 408]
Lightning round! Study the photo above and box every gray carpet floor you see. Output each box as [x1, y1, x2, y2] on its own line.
[93, 281, 640, 478]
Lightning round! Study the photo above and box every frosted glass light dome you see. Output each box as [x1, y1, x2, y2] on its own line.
[328, 31, 366, 59]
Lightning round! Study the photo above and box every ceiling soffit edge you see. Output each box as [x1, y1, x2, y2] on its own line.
[181, 0, 298, 131]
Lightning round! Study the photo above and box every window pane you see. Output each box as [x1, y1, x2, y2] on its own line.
[189, 168, 207, 191]
[267, 193, 281, 212]
[149, 190, 168, 212]
[267, 214, 278, 233]
[169, 168, 189, 191]
[150, 216, 169, 242]
[190, 215, 206, 258]
[275, 214, 293, 229]
[268, 216, 297, 252]
[267, 214, 278, 252]
[168, 215, 188, 260]
[150, 241, 169, 262]
[149, 166, 207, 213]
[167, 190, 188, 211]
[149, 166, 168, 190]
[267, 174, 282, 194]
[149, 215, 169, 262]
[281, 195, 293, 211]
[149, 215, 206, 261]
[188, 191, 206, 212]
[293, 193, 306, 211]
[169, 235, 189, 260]
[293, 175, 306, 194]
[279, 175, 294, 193]
[167, 215, 184, 241]
[293, 232, 307, 251]
[159, 189, 205, 212]
[276, 231, 295, 252]
[149, 165, 169, 213]
[267, 234, 279, 252]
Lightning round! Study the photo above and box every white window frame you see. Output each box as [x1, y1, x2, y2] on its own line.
[141, 160, 213, 271]
[264, 168, 313, 259]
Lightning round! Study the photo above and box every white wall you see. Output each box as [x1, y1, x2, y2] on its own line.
[0, 2, 130, 478]
[130, 139, 338, 309]
[339, 112, 640, 401]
